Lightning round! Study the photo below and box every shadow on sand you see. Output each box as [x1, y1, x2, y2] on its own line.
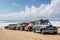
[36, 32, 60, 35]
[43, 33, 60, 35]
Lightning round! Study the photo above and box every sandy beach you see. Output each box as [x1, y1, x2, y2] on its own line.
[0, 28, 60, 40]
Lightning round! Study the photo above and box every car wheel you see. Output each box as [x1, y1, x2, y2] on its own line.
[41, 30, 45, 34]
[33, 28, 36, 33]
[53, 32, 57, 34]
[25, 30, 29, 31]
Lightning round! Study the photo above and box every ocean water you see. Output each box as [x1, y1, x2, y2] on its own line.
[0, 21, 60, 28]
[50, 21, 60, 27]
[0, 23, 17, 28]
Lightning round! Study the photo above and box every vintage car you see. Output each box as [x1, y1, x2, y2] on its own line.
[25, 21, 35, 31]
[33, 19, 57, 34]
[18, 22, 28, 31]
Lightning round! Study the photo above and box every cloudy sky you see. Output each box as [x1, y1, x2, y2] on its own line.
[0, 0, 60, 21]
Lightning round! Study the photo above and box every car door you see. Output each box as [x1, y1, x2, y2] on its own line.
[35, 21, 41, 31]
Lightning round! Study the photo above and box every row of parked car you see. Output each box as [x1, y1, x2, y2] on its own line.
[4, 19, 58, 34]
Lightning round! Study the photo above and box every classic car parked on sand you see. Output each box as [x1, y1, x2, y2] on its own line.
[4, 26, 9, 29]
[18, 22, 28, 31]
[6, 24, 17, 30]
[33, 19, 57, 34]
[25, 21, 35, 31]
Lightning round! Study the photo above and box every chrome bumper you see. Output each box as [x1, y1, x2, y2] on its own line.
[43, 30, 57, 33]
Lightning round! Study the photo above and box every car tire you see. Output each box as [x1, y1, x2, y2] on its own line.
[25, 30, 29, 31]
[33, 28, 36, 33]
[41, 30, 45, 34]
[53, 32, 57, 34]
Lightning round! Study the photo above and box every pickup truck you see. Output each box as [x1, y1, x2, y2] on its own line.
[33, 19, 57, 34]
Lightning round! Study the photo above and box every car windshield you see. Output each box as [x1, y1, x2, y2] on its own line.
[40, 20, 51, 25]
[34, 20, 51, 25]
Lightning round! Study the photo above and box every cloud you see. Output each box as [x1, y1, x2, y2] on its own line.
[19, 0, 60, 20]
[0, 0, 60, 21]
[24, 0, 60, 20]
[11, 2, 20, 7]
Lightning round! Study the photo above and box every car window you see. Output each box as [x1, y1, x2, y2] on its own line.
[40, 20, 49, 25]
[34, 20, 51, 25]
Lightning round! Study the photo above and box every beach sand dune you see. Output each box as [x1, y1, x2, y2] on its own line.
[0, 28, 60, 40]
